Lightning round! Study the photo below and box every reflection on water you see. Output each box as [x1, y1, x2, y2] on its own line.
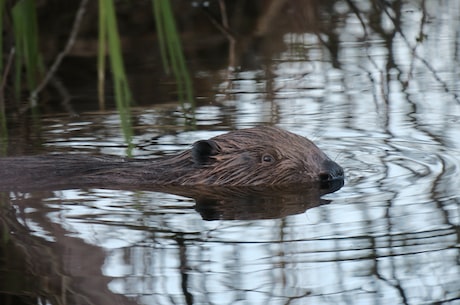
[1, 0, 460, 305]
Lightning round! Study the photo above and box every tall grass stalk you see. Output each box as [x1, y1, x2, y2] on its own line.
[0, 0, 6, 153]
[153, 0, 194, 109]
[152, 0, 168, 74]
[98, 0, 107, 110]
[0, 108, 6, 155]
[99, 0, 134, 153]
[0, 0, 5, 74]
[12, 0, 41, 102]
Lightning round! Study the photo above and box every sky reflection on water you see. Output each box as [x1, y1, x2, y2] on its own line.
[1, 1, 460, 304]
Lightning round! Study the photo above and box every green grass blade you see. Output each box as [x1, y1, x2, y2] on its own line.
[99, 0, 134, 154]
[13, 0, 40, 91]
[98, 0, 107, 109]
[152, 0, 169, 73]
[12, 3, 24, 100]
[153, 0, 194, 109]
[0, 0, 5, 74]
[0, 107, 6, 155]
[12, 0, 42, 105]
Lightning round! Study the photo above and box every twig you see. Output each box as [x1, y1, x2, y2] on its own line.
[218, 0, 228, 29]
[51, 76, 78, 117]
[199, 2, 236, 41]
[29, 0, 89, 108]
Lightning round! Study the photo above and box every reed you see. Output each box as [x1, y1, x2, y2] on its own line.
[0, 108, 6, 156]
[98, 0, 134, 153]
[0, 0, 4, 74]
[152, 0, 194, 110]
[0, 0, 5, 153]
[12, 0, 42, 101]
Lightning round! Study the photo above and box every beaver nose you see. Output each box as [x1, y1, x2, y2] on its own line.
[318, 159, 344, 182]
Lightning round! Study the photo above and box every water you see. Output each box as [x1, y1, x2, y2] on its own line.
[1, 1, 460, 305]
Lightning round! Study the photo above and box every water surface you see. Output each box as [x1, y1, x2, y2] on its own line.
[1, 1, 459, 305]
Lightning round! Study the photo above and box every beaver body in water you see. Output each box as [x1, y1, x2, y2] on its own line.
[0, 126, 343, 190]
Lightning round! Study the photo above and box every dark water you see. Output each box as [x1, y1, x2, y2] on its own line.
[1, 1, 460, 305]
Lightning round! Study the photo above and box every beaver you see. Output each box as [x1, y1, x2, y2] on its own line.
[0, 126, 344, 191]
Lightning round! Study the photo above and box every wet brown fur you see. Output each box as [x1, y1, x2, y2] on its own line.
[0, 126, 343, 190]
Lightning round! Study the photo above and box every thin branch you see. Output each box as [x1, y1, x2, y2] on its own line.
[199, 3, 236, 41]
[29, 0, 89, 107]
[51, 77, 77, 117]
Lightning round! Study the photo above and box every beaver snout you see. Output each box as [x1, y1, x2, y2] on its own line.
[318, 159, 344, 182]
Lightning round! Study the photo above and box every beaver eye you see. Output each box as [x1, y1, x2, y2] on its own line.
[261, 154, 275, 163]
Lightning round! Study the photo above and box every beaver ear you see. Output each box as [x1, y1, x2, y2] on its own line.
[192, 140, 221, 164]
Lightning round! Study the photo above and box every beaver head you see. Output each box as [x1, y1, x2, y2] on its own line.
[177, 126, 344, 186]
